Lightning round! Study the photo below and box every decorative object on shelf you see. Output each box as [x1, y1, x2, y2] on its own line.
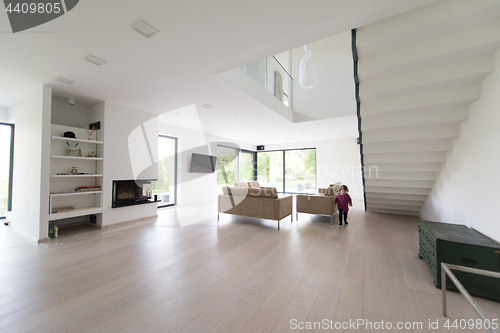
[63, 131, 76, 138]
[86, 127, 94, 140]
[75, 186, 101, 192]
[78, 149, 82, 157]
[54, 225, 58, 238]
[52, 206, 75, 214]
[299, 44, 319, 89]
[66, 142, 79, 156]
[71, 167, 78, 175]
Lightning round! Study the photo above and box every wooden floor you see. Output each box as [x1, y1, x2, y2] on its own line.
[1, 203, 499, 333]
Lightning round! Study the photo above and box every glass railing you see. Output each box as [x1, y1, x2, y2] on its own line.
[240, 56, 293, 109]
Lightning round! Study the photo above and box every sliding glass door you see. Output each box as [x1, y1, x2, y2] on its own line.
[256, 148, 316, 194]
[238, 150, 256, 182]
[151, 135, 177, 208]
[0, 123, 14, 218]
[257, 151, 284, 191]
[284, 149, 316, 194]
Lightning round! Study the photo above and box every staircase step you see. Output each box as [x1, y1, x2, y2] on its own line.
[363, 139, 452, 154]
[365, 179, 434, 189]
[358, 21, 500, 80]
[362, 123, 459, 143]
[360, 56, 493, 101]
[361, 84, 479, 117]
[363, 152, 446, 164]
[361, 106, 469, 132]
[357, 0, 500, 57]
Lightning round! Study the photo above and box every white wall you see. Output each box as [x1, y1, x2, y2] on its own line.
[420, 50, 500, 243]
[264, 137, 363, 199]
[10, 85, 51, 241]
[51, 99, 88, 128]
[159, 123, 218, 206]
[0, 106, 8, 122]
[100, 102, 158, 226]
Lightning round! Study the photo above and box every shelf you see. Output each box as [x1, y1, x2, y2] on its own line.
[51, 155, 103, 161]
[50, 191, 102, 198]
[49, 207, 102, 220]
[51, 174, 103, 178]
[51, 136, 103, 144]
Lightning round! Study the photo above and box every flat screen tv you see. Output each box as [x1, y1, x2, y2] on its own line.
[189, 153, 217, 173]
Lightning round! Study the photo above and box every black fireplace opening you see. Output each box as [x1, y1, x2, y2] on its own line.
[112, 179, 156, 208]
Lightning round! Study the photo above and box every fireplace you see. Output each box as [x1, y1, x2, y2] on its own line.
[112, 180, 155, 208]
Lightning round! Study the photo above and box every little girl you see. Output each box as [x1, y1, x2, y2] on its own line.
[335, 185, 352, 225]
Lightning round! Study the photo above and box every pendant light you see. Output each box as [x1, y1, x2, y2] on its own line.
[299, 44, 319, 89]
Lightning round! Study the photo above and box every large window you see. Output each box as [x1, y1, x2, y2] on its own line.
[216, 145, 238, 187]
[257, 148, 316, 194]
[0, 123, 14, 218]
[151, 135, 177, 207]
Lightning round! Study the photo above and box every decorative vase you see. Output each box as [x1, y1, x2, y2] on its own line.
[71, 167, 78, 175]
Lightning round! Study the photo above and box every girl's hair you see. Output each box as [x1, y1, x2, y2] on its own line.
[341, 185, 349, 192]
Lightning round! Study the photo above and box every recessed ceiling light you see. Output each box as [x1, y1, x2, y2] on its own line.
[55, 76, 74, 85]
[169, 111, 179, 115]
[201, 104, 213, 109]
[232, 117, 242, 120]
[131, 19, 159, 39]
[84, 54, 107, 66]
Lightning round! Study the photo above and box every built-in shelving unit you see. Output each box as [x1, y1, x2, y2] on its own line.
[51, 174, 103, 178]
[51, 136, 103, 145]
[49, 124, 104, 223]
[50, 155, 103, 161]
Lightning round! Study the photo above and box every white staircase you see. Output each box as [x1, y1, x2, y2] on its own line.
[356, 0, 500, 215]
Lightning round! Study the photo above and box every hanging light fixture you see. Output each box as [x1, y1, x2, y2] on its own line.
[299, 44, 319, 89]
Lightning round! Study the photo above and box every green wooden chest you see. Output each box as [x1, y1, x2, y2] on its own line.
[418, 220, 500, 302]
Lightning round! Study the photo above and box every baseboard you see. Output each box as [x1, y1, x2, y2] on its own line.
[101, 215, 158, 230]
[38, 237, 50, 243]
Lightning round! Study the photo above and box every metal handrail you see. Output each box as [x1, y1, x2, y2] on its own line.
[441, 263, 500, 333]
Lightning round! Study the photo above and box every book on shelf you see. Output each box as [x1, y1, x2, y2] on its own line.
[75, 186, 101, 192]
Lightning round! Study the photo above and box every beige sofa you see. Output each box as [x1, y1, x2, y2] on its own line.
[296, 182, 341, 224]
[218, 186, 292, 230]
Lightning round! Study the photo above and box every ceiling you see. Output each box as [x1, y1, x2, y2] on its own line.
[0, 0, 440, 145]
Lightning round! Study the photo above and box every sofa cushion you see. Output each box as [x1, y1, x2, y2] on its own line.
[247, 181, 261, 188]
[233, 182, 248, 187]
[323, 183, 341, 196]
